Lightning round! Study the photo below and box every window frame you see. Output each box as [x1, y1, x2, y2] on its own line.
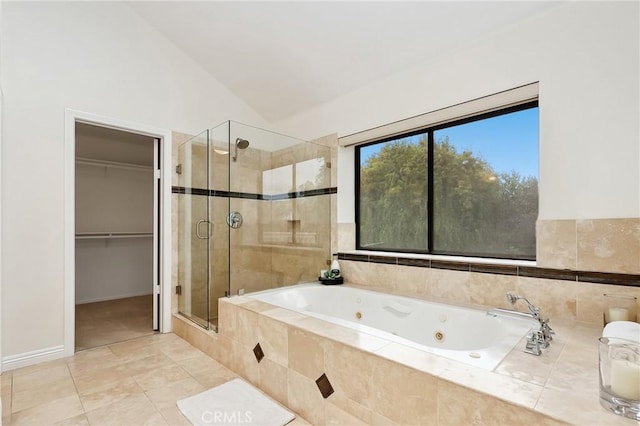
[355, 100, 539, 261]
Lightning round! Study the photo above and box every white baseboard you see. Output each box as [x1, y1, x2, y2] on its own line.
[76, 291, 153, 305]
[2, 345, 65, 371]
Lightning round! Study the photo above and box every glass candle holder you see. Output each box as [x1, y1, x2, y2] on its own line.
[599, 337, 640, 420]
[603, 294, 637, 325]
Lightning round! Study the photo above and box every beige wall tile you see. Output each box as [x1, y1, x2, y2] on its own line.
[258, 358, 288, 407]
[257, 315, 289, 367]
[535, 387, 621, 426]
[337, 223, 355, 252]
[324, 341, 374, 408]
[340, 260, 369, 286]
[438, 379, 566, 426]
[218, 300, 238, 337]
[441, 364, 545, 409]
[468, 272, 518, 309]
[371, 412, 399, 425]
[389, 265, 430, 297]
[341, 261, 399, 293]
[288, 328, 326, 380]
[370, 355, 438, 425]
[427, 268, 472, 305]
[217, 334, 235, 370]
[230, 339, 260, 386]
[326, 393, 372, 424]
[516, 277, 577, 320]
[576, 281, 640, 324]
[287, 370, 326, 425]
[234, 307, 259, 348]
[325, 402, 369, 425]
[537, 219, 577, 270]
[577, 218, 640, 274]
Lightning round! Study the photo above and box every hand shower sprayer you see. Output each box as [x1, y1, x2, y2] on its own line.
[506, 292, 554, 355]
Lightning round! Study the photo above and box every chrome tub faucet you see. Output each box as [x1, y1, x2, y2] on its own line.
[506, 292, 555, 356]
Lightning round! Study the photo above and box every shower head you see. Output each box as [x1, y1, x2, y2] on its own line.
[232, 138, 250, 162]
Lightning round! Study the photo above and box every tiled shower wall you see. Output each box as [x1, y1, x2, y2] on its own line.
[171, 131, 338, 320]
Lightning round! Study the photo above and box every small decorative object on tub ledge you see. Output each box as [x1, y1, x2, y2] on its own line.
[505, 292, 554, 356]
[599, 321, 640, 420]
[319, 269, 343, 285]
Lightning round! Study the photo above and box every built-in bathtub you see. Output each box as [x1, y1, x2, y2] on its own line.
[249, 283, 536, 370]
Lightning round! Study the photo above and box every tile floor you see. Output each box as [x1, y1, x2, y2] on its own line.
[75, 296, 155, 351]
[0, 333, 307, 425]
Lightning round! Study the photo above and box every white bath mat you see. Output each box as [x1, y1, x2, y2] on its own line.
[176, 378, 295, 426]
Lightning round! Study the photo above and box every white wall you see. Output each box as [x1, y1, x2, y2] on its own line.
[0, 0, 3, 370]
[0, 2, 267, 358]
[275, 2, 640, 222]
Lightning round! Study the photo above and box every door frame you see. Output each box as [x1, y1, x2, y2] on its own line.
[64, 109, 172, 356]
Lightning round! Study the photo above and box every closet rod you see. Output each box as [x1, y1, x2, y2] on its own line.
[75, 157, 153, 171]
[75, 232, 153, 240]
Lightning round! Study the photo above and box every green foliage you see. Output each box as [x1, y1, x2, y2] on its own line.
[360, 137, 428, 250]
[359, 136, 538, 258]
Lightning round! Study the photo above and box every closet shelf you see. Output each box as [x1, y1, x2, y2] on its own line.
[75, 157, 153, 172]
[75, 232, 153, 240]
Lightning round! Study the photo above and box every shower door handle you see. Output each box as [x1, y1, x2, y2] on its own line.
[196, 220, 212, 239]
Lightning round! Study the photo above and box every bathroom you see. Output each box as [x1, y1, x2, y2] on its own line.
[169, 116, 640, 425]
[0, 1, 639, 425]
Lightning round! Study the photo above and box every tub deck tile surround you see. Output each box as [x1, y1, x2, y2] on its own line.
[175, 288, 640, 426]
[339, 252, 640, 323]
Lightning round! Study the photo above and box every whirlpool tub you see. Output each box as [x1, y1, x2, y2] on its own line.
[248, 283, 536, 370]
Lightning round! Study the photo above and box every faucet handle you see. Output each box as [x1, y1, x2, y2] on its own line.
[524, 330, 544, 356]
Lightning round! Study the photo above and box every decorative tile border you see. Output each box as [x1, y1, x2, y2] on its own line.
[172, 185, 337, 200]
[337, 252, 640, 287]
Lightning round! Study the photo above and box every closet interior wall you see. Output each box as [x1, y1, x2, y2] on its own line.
[75, 123, 154, 304]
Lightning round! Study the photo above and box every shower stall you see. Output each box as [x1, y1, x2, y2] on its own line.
[175, 121, 333, 331]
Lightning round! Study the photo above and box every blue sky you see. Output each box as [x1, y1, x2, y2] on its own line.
[361, 107, 539, 179]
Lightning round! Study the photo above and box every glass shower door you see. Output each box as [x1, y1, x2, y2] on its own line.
[177, 130, 210, 328]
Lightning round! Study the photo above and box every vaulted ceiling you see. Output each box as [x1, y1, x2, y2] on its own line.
[127, 1, 563, 123]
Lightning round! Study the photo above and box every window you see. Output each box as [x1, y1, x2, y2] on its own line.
[356, 102, 538, 260]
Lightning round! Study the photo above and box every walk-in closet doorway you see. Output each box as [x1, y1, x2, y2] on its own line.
[64, 110, 173, 356]
[75, 123, 159, 350]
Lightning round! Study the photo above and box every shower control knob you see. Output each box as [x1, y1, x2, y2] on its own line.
[227, 211, 243, 229]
